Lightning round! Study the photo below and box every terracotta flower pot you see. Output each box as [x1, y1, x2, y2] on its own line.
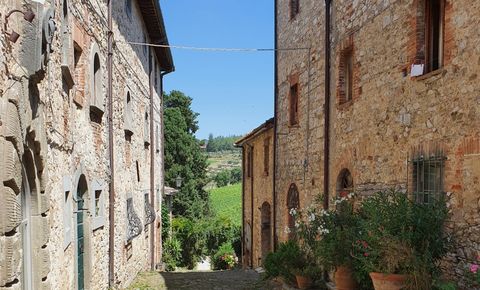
[295, 275, 313, 289]
[369, 272, 408, 290]
[335, 265, 357, 290]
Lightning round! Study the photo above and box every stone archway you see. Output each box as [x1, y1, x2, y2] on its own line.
[260, 202, 272, 264]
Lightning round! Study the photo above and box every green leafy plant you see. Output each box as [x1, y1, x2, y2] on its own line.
[212, 243, 237, 270]
[162, 237, 182, 271]
[264, 240, 303, 284]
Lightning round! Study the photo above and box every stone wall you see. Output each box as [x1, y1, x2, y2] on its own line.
[0, 0, 167, 289]
[275, 0, 480, 285]
[275, 0, 326, 244]
[240, 124, 274, 269]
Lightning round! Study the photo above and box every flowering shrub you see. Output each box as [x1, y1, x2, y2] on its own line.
[465, 257, 480, 287]
[212, 243, 237, 270]
[317, 192, 359, 272]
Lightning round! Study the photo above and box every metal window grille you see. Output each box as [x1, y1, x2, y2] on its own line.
[144, 193, 156, 226]
[126, 197, 143, 242]
[411, 154, 445, 204]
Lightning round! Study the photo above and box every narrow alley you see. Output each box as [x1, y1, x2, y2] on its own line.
[127, 270, 280, 290]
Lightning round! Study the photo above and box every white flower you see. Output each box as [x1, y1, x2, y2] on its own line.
[348, 192, 355, 199]
[295, 221, 300, 228]
[289, 208, 297, 216]
[284, 226, 291, 234]
[308, 213, 316, 222]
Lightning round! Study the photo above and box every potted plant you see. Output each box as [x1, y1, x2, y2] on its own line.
[293, 262, 321, 289]
[315, 193, 359, 290]
[264, 240, 303, 286]
[352, 190, 450, 290]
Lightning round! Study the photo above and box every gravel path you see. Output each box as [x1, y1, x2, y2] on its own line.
[126, 269, 281, 290]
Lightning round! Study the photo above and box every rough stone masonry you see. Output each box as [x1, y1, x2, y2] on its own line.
[274, 0, 479, 285]
[0, 0, 173, 289]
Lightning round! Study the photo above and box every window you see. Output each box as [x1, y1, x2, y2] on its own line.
[412, 154, 445, 204]
[247, 148, 253, 178]
[336, 169, 353, 197]
[425, 0, 444, 72]
[144, 111, 150, 146]
[286, 184, 300, 240]
[339, 49, 354, 105]
[91, 180, 105, 230]
[124, 91, 134, 136]
[264, 138, 270, 176]
[61, 0, 74, 87]
[136, 160, 140, 182]
[290, 0, 300, 19]
[63, 176, 73, 249]
[90, 43, 104, 116]
[126, 0, 132, 18]
[289, 83, 299, 126]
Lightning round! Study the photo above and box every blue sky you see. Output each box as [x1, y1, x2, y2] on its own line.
[161, 0, 274, 140]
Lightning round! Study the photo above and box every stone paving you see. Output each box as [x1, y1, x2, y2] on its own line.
[126, 269, 281, 290]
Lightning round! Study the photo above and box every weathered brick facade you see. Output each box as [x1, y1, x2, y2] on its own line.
[0, 0, 172, 289]
[274, 0, 479, 284]
[236, 119, 274, 269]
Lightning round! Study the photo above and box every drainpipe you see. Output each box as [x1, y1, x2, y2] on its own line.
[248, 144, 254, 268]
[149, 56, 155, 271]
[323, 0, 332, 210]
[240, 146, 246, 267]
[272, 0, 278, 252]
[107, 0, 115, 287]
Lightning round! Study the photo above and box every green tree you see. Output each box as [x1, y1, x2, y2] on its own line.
[214, 170, 231, 187]
[164, 90, 210, 219]
[230, 168, 242, 184]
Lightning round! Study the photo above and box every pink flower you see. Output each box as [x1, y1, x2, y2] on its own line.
[364, 252, 369, 257]
[470, 264, 479, 273]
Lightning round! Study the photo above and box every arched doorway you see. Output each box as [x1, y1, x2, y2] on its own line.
[76, 175, 88, 290]
[260, 202, 272, 264]
[336, 169, 353, 197]
[286, 184, 299, 240]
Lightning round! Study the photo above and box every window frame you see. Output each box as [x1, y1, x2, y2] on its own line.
[411, 154, 445, 204]
[289, 83, 299, 126]
[91, 179, 105, 230]
[263, 137, 270, 176]
[290, 0, 300, 19]
[425, 0, 445, 73]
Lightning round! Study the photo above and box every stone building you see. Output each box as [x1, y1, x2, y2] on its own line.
[0, 0, 173, 289]
[235, 118, 274, 269]
[272, 0, 479, 283]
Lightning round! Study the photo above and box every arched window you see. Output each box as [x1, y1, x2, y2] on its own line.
[90, 43, 104, 116]
[261, 202, 272, 263]
[336, 169, 353, 197]
[144, 111, 150, 146]
[124, 91, 134, 136]
[286, 183, 299, 240]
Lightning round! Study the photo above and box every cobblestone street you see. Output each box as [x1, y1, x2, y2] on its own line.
[127, 269, 280, 290]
